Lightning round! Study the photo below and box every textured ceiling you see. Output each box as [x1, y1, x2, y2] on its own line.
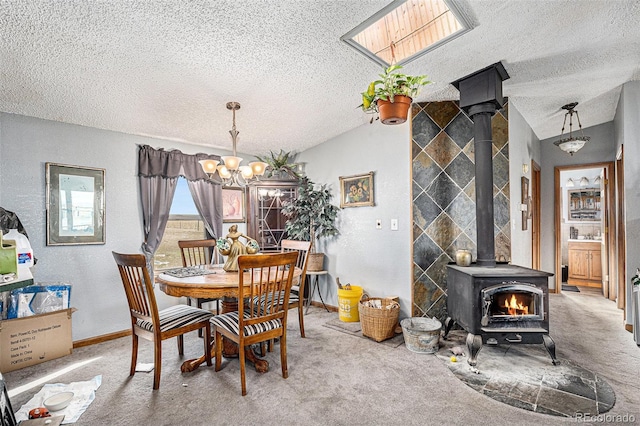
[1, 1, 639, 156]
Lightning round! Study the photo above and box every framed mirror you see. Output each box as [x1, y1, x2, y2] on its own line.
[46, 163, 106, 245]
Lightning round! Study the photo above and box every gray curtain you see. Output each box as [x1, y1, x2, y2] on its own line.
[138, 145, 222, 272]
[187, 180, 223, 239]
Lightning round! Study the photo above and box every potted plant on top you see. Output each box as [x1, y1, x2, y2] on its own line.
[281, 177, 340, 271]
[359, 64, 431, 125]
[254, 149, 301, 180]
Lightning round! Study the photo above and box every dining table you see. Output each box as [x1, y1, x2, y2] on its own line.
[156, 264, 301, 374]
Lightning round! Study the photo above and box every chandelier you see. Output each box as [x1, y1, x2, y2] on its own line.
[199, 102, 268, 187]
[553, 102, 590, 155]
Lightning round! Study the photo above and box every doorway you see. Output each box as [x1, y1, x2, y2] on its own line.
[615, 146, 627, 316]
[531, 161, 541, 269]
[554, 162, 615, 300]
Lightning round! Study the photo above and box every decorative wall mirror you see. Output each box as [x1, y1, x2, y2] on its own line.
[567, 188, 601, 222]
[46, 163, 106, 245]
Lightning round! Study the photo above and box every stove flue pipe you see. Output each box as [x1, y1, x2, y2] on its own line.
[452, 63, 510, 267]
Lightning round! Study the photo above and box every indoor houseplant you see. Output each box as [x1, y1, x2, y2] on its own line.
[359, 64, 431, 124]
[282, 177, 339, 271]
[255, 149, 301, 180]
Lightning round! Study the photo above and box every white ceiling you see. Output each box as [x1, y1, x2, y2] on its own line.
[1, 1, 639, 156]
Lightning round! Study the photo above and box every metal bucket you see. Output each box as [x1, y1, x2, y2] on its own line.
[401, 317, 442, 354]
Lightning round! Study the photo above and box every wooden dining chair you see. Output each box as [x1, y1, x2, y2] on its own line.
[281, 240, 312, 338]
[211, 251, 298, 396]
[178, 239, 222, 314]
[112, 252, 213, 390]
[259, 240, 311, 356]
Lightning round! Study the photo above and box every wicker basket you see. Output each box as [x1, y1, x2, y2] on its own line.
[307, 253, 325, 271]
[359, 297, 400, 342]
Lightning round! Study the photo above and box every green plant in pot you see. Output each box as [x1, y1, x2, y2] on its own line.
[282, 177, 340, 271]
[255, 149, 301, 179]
[359, 64, 431, 125]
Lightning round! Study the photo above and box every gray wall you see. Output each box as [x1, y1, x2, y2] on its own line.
[508, 101, 542, 268]
[614, 81, 640, 325]
[297, 122, 413, 319]
[539, 121, 617, 290]
[0, 112, 237, 340]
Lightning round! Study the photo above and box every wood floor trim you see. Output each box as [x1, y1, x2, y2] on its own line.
[625, 324, 633, 333]
[73, 302, 340, 348]
[73, 329, 131, 348]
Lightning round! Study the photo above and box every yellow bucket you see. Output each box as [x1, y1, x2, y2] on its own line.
[338, 285, 363, 322]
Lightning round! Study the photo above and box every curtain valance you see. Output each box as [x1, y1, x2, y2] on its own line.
[138, 144, 221, 182]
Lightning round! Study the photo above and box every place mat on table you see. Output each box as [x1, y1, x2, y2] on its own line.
[162, 267, 216, 278]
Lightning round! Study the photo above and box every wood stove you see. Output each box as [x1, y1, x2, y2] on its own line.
[443, 63, 558, 367]
[445, 264, 557, 366]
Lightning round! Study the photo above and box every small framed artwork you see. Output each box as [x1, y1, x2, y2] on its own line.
[222, 187, 246, 222]
[339, 171, 375, 208]
[46, 163, 106, 245]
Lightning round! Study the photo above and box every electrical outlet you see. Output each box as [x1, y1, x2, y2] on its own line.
[376, 219, 382, 229]
[391, 218, 398, 230]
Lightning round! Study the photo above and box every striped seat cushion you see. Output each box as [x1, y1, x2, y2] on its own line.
[211, 311, 282, 337]
[252, 293, 298, 314]
[136, 304, 213, 333]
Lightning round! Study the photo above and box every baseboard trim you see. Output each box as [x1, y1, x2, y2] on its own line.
[73, 329, 131, 348]
[74, 303, 339, 348]
[309, 301, 338, 312]
[625, 324, 633, 333]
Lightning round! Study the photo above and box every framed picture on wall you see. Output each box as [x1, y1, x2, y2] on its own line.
[339, 171, 375, 208]
[46, 162, 106, 245]
[222, 187, 246, 222]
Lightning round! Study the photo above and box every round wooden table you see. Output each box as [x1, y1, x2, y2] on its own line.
[157, 265, 301, 373]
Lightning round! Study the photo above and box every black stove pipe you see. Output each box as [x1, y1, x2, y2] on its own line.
[452, 63, 510, 267]
[469, 103, 497, 266]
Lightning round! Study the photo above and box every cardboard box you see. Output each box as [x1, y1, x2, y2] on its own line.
[0, 308, 74, 372]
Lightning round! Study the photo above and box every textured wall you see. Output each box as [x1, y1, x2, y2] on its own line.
[411, 101, 511, 319]
[539, 121, 616, 290]
[614, 81, 640, 324]
[298, 122, 413, 319]
[0, 113, 237, 340]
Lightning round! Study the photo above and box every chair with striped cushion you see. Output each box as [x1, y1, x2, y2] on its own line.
[281, 240, 312, 337]
[211, 251, 298, 396]
[258, 239, 312, 356]
[178, 239, 222, 333]
[112, 252, 213, 390]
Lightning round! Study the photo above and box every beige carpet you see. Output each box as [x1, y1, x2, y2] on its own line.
[3, 290, 639, 425]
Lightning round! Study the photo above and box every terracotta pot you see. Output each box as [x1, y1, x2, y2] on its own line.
[377, 95, 412, 125]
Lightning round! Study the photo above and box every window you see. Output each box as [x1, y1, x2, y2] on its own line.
[154, 177, 207, 270]
[341, 0, 472, 67]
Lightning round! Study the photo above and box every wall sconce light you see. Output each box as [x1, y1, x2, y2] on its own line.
[566, 178, 575, 187]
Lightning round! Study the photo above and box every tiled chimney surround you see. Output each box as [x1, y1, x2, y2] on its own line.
[411, 100, 511, 318]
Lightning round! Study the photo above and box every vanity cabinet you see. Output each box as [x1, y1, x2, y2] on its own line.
[246, 179, 298, 252]
[567, 241, 602, 287]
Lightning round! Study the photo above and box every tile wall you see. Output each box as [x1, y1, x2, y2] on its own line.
[411, 100, 511, 319]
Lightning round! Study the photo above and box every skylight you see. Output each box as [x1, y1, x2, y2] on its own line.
[341, 0, 472, 67]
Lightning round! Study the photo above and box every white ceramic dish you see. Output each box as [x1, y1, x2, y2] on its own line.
[43, 391, 74, 411]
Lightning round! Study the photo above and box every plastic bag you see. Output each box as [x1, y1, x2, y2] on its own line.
[8, 283, 71, 319]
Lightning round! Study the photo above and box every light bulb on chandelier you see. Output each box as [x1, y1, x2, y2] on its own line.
[199, 102, 268, 187]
